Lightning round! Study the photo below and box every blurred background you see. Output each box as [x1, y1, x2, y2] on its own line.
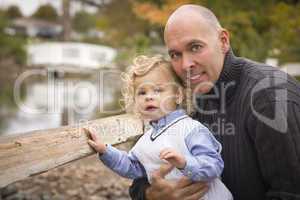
[0, 0, 299, 199]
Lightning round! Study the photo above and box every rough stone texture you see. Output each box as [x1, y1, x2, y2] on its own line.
[1, 153, 133, 200]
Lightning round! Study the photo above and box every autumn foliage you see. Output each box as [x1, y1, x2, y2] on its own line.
[132, 0, 194, 25]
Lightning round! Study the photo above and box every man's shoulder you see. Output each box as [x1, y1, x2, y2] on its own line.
[239, 57, 299, 90]
[239, 57, 283, 81]
[238, 57, 300, 106]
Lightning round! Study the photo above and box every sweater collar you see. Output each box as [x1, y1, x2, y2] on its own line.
[150, 109, 186, 131]
[216, 49, 242, 88]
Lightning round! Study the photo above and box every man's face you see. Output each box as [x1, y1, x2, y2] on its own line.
[165, 16, 228, 94]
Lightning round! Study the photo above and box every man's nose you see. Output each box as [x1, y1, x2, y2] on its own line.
[182, 54, 195, 72]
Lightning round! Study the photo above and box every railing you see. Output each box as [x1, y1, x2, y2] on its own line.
[0, 114, 143, 188]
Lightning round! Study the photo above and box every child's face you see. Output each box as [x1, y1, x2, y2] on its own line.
[134, 66, 182, 121]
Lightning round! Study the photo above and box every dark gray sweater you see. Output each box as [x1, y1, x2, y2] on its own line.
[129, 50, 300, 200]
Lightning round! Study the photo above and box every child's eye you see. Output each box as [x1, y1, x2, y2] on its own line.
[154, 88, 163, 93]
[137, 90, 146, 95]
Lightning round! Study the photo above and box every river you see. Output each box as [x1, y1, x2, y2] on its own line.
[0, 69, 123, 136]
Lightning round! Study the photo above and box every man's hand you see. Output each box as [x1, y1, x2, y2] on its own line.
[146, 163, 208, 200]
[84, 128, 106, 154]
[159, 148, 186, 169]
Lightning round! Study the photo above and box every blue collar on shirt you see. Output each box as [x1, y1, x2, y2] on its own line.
[149, 109, 188, 141]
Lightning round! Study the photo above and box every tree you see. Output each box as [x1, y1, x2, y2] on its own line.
[0, 10, 26, 65]
[132, 0, 300, 62]
[5, 5, 22, 19]
[267, 2, 300, 62]
[132, 0, 192, 25]
[32, 4, 59, 22]
[62, 0, 71, 41]
[72, 11, 97, 33]
[98, 0, 151, 47]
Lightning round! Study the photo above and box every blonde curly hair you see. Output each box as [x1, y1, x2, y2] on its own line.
[121, 55, 186, 114]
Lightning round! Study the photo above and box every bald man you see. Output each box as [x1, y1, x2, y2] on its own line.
[129, 4, 300, 200]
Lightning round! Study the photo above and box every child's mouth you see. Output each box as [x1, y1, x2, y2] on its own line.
[145, 105, 158, 111]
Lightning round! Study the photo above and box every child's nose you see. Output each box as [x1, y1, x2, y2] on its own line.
[145, 93, 155, 101]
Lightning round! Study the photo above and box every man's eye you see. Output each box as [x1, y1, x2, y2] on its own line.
[191, 44, 202, 52]
[169, 52, 181, 60]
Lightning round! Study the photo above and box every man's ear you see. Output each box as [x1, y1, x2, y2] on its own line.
[219, 29, 230, 53]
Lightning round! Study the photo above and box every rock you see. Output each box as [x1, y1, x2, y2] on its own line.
[112, 189, 122, 197]
[1, 185, 18, 198]
[84, 184, 98, 194]
[7, 156, 132, 199]
[40, 193, 51, 200]
[66, 189, 79, 196]
[52, 194, 64, 200]
[3, 193, 26, 200]
[89, 195, 106, 200]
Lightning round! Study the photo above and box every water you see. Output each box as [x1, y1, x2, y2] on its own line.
[0, 71, 122, 136]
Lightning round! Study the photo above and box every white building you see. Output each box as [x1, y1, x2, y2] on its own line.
[280, 63, 300, 77]
[27, 42, 117, 73]
[266, 58, 300, 78]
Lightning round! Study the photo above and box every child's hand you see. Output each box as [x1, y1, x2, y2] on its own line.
[159, 148, 186, 169]
[84, 128, 107, 154]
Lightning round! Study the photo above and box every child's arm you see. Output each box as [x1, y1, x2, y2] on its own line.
[161, 125, 224, 182]
[85, 128, 146, 179]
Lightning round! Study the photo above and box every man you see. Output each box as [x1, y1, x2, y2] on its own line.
[129, 4, 300, 200]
